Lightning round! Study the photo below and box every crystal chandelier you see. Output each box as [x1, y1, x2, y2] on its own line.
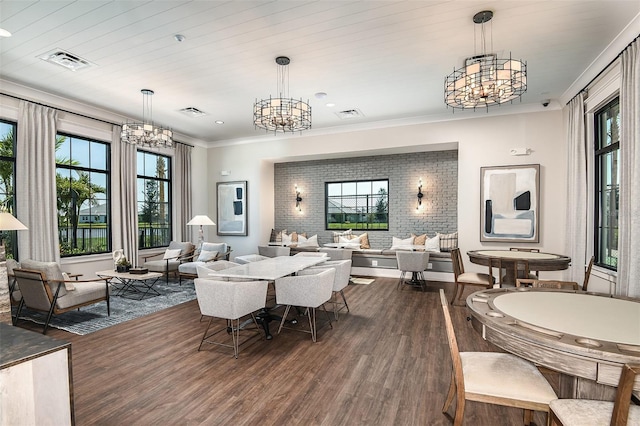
[254, 56, 311, 133]
[121, 89, 173, 148]
[445, 10, 527, 111]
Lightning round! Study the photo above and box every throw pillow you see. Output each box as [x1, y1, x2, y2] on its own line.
[332, 229, 352, 243]
[390, 236, 415, 250]
[197, 251, 219, 262]
[351, 233, 370, 249]
[290, 232, 307, 242]
[163, 248, 182, 260]
[412, 233, 427, 246]
[424, 234, 441, 252]
[437, 231, 458, 252]
[297, 234, 319, 247]
[281, 232, 292, 246]
[62, 272, 75, 291]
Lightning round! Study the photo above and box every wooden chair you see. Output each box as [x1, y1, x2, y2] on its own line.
[510, 248, 540, 278]
[143, 241, 196, 283]
[516, 279, 581, 290]
[549, 363, 640, 425]
[438, 289, 557, 425]
[450, 248, 495, 305]
[583, 255, 595, 291]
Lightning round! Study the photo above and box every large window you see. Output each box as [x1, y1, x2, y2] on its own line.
[594, 97, 620, 270]
[0, 120, 17, 259]
[56, 134, 111, 256]
[137, 151, 171, 249]
[326, 180, 388, 230]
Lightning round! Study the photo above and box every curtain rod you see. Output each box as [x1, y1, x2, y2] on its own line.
[0, 92, 194, 148]
[566, 34, 639, 106]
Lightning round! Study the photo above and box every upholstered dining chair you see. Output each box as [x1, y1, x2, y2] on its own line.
[258, 245, 290, 257]
[582, 255, 595, 291]
[13, 260, 111, 334]
[438, 289, 557, 426]
[549, 363, 640, 425]
[194, 278, 268, 358]
[275, 268, 335, 342]
[234, 254, 269, 264]
[292, 251, 327, 258]
[143, 241, 195, 283]
[304, 259, 352, 320]
[450, 248, 496, 305]
[516, 279, 581, 290]
[396, 251, 430, 291]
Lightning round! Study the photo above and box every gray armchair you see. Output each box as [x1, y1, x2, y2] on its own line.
[178, 243, 232, 284]
[143, 241, 195, 283]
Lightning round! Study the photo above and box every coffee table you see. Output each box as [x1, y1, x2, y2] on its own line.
[96, 270, 164, 300]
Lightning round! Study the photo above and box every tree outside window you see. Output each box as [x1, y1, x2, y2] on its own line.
[137, 151, 171, 248]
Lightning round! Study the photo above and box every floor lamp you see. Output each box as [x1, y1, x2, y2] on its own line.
[187, 215, 216, 248]
[0, 212, 28, 314]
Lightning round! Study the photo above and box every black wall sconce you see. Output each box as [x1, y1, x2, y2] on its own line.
[416, 178, 424, 211]
[295, 184, 302, 213]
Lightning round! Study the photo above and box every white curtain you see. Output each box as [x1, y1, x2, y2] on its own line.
[617, 38, 640, 298]
[174, 143, 192, 242]
[110, 125, 139, 266]
[16, 101, 60, 262]
[563, 93, 588, 284]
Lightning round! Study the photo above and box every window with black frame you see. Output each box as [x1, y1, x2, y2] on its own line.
[326, 180, 388, 230]
[0, 120, 18, 259]
[594, 97, 620, 270]
[56, 134, 111, 256]
[137, 151, 172, 249]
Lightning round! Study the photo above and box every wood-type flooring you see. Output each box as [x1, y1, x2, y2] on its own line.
[15, 278, 551, 425]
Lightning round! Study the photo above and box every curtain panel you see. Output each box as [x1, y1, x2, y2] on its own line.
[174, 143, 192, 242]
[16, 101, 60, 262]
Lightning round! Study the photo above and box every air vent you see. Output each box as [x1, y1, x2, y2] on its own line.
[179, 107, 208, 117]
[335, 108, 364, 120]
[38, 49, 93, 71]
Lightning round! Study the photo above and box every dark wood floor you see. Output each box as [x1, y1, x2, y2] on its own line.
[16, 278, 550, 425]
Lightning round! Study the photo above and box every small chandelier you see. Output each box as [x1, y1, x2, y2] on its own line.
[121, 89, 173, 148]
[444, 10, 527, 111]
[254, 56, 311, 133]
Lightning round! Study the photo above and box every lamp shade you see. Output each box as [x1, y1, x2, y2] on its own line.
[0, 212, 28, 231]
[187, 215, 216, 226]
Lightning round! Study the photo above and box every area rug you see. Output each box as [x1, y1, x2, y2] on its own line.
[12, 279, 196, 335]
[350, 277, 375, 285]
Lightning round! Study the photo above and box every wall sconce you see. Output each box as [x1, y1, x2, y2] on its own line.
[295, 184, 303, 213]
[416, 178, 424, 211]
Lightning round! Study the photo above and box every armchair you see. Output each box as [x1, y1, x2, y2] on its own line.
[143, 241, 195, 283]
[178, 242, 232, 284]
[13, 259, 110, 334]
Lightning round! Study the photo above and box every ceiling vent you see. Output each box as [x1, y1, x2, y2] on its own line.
[335, 108, 364, 120]
[179, 107, 208, 117]
[38, 49, 93, 71]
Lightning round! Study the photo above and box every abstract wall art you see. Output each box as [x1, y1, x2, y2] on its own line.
[480, 164, 540, 242]
[217, 181, 248, 236]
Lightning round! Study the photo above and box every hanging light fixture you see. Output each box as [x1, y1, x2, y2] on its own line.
[444, 10, 527, 111]
[121, 89, 173, 148]
[254, 56, 311, 133]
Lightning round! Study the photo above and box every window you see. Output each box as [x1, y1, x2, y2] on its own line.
[594, 97, 620, 270]
[326, 180, 388, 230]
[0, 120, 17, 259]
[137, 151, 171, 248]
[56, 134, 111, 256]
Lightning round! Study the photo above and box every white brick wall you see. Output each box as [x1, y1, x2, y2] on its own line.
[274, 150, 458, 248]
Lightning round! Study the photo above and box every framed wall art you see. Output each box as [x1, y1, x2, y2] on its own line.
[217, 181, 248, 236]
[480, 164, 540, 242]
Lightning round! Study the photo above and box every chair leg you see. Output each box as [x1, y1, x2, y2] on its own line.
[397, 271, 406, 290]
[43, 303, 56, 334]
[340, 290, 350, 313]
[198, 317, 214, 351]
[321, 304, 333, 329]
[13, 298, 24, 326]
[442, 371, 456, 413]
[451, 283, 466, 305]
[308, 307, 317, 342]
[231, 319, 240, 359]
[523, 409, 533, 426]
[277, 305, 292, 335]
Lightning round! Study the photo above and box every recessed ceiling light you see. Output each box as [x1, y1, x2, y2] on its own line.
[326, 103, 336, 108]
[0, 28, 12, 38]
[174, 34, 186, 42]
[315, 92, 327, 99]
[215, 120, 224, 125]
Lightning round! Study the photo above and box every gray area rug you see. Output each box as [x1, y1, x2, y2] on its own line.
[13, 278, 196, 335]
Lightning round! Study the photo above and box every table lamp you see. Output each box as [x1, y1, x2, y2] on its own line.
[0, 211, 28, 314]
[187, 215, 216, 247]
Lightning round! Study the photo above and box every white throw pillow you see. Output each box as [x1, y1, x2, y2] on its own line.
[424, 235, 441, 252]
[281, 233, 292, 246]
[197, 251, 219, 262]
[391, 236, 415, 250]
[297, 234, 319, 247]
[339, 235, 361, 248]
[163, 248, 182, 260]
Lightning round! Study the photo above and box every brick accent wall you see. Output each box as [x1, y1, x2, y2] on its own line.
[273, 150, 458, 249]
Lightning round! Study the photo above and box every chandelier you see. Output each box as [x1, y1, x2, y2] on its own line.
[445, 10, 527, 111]
[121, 89, 173, 148]
[254, 56, 311, 133]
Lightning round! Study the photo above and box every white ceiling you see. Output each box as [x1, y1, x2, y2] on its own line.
[1, 1, 638, 146]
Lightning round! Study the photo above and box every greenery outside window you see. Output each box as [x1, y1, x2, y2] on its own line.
[326, 180, 388, 230]
[0, 120, 18, 259]
[137, 151, 171, 249]
[56, 134, 111, 256]
[594, 97, 619, 270]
